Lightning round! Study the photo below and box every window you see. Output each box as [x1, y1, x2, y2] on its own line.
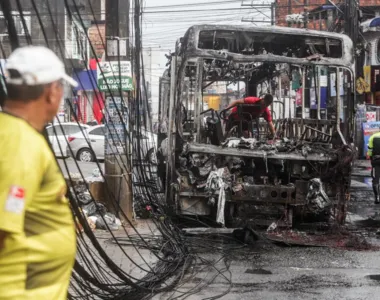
[47, 125, 85, 136]
[47, 126, 63, 136]
[0, 12, 31, 36]
[71, 20, 88, 60]
[65, 125, 85, 135]
[89, 127, 105, 136]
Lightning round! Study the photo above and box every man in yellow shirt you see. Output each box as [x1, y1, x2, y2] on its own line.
[0, 46, 77, 299]
[367, 131, 380, 204]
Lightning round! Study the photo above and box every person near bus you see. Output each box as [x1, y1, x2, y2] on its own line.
[0, 46, 77, 299]
[367, 131, 380, 204]
[225, 94, 276, 138]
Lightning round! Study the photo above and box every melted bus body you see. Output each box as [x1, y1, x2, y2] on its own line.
[158, 25, 355, 227]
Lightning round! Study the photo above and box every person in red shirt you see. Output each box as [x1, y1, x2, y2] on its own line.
[226, 94, 276, 137]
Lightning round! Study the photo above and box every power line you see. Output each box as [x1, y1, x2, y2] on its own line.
[142, 7, 255, 14]
[144, 0, 244, 10]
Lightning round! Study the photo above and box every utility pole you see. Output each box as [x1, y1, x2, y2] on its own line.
[104, 0, 133, 221]
[343, 0, 359, 141]
[240, 2, 272, 24]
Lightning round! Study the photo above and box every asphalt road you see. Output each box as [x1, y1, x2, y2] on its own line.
[61, 156, 380, 299]
[58, 158, 104, 179]
[153, 190, 380, 300]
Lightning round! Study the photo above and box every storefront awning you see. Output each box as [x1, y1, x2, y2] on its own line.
[72, 70, 98, 91]
[361, 17, 380, 33]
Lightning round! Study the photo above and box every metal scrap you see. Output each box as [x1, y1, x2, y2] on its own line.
[222, 138, 240, 148]
[301, 145, 312, 158]
[189, 153, 214, 177]
[205, 167, 231, 226]
[306, 178, 331, 214]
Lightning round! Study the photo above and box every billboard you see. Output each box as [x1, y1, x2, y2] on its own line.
[105, 96, 129, 155]
[97, 61, 133, 92]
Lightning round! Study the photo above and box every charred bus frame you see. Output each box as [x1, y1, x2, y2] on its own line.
[158, 25, 355, 227]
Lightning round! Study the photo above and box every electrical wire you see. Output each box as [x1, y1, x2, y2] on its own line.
[0, 1, 249, 299]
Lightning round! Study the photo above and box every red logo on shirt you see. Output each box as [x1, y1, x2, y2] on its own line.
[10, 186, 25, 199]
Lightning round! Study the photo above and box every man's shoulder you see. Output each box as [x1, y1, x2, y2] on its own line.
[371, 132, 380, 140]
[263, 107, 271, 114]
[0, 113, 49, 155]
[0, 113, 44, 137]
[244, 97, 260, 103]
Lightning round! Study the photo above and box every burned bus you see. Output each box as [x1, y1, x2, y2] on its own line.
[158, 25, 355, 227]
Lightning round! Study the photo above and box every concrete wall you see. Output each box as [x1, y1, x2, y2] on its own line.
[275, 0, 325, 27]
[364, 31, 380, 66]
[88, 23, 106, 58]
[0, 0, 98, 60]
[275, 0, 380, 28]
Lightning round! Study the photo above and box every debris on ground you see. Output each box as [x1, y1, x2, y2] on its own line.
[70, 181, 121, 231]
[69, 172, 82, 180]
[340, 234, 372, 250]
[367, 274, 380, 281]
[83, 201, 107, 216]
[232, 226, 260, 245]
[86, 168, 104, 182]
[245, 268, 272, 275]
[266, 229, 378, 251]
[95, 212, 122, 231]
[267, 222, 278, 232]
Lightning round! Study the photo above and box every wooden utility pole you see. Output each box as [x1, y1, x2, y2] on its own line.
[104, 0, 133, 221]
[344, 0, 359, 141]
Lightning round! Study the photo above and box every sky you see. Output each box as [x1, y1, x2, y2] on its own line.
[142, 0, 272, 51]
[138, 0, 273, 119]
[140, 0, 273, 80]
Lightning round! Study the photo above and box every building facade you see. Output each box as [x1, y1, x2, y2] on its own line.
[274, 0, 380, 156]
[0, 0, 104, 123]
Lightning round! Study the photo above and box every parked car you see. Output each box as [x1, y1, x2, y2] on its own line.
[67, 125, 157, 163]
[67, 125, 106, 162]
[46, 122, 89, 157]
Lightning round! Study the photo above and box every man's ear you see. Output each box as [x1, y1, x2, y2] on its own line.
[46, 81, 61, 103]
[42, 84, 53, 104]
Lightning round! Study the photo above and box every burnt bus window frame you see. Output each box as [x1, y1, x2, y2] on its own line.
[196, 30, 343, 59]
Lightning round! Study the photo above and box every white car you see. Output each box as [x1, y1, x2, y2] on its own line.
[67, 125, 106, 162]
[67, 125, 157, 163]
[46, 122, 90, 157]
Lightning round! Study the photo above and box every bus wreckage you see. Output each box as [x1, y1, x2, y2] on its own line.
[157, 25, 356, 227]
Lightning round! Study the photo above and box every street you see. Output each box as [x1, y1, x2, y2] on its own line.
[58, 158, 104, 179]
[61, 155, 380, 299]
[154, 244, 380, 300]
[85, 184, 380, 300]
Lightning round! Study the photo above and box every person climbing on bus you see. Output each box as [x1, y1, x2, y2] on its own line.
[225, 94, 276, 138]
[367, 131, 380, 204]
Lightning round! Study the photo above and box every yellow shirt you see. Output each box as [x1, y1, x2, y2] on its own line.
[367, 131, 380, 157]
[0, 113, 76, 300]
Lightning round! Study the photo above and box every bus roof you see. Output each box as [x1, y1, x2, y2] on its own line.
[179, 25, 354, 69]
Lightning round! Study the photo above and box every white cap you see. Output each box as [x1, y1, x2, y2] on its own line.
[5, 46, 78, 87]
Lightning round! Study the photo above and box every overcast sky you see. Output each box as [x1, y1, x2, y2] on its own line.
[140, 0, 272, 75]
[142, 0, 272, 51]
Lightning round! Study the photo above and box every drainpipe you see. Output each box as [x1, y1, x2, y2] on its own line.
[301, 67, 305, 120]
[336, 67, 346, 145]
[101, 0, 106, 21]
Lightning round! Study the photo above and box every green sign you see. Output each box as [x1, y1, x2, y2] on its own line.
[97, 61, 133, 92]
